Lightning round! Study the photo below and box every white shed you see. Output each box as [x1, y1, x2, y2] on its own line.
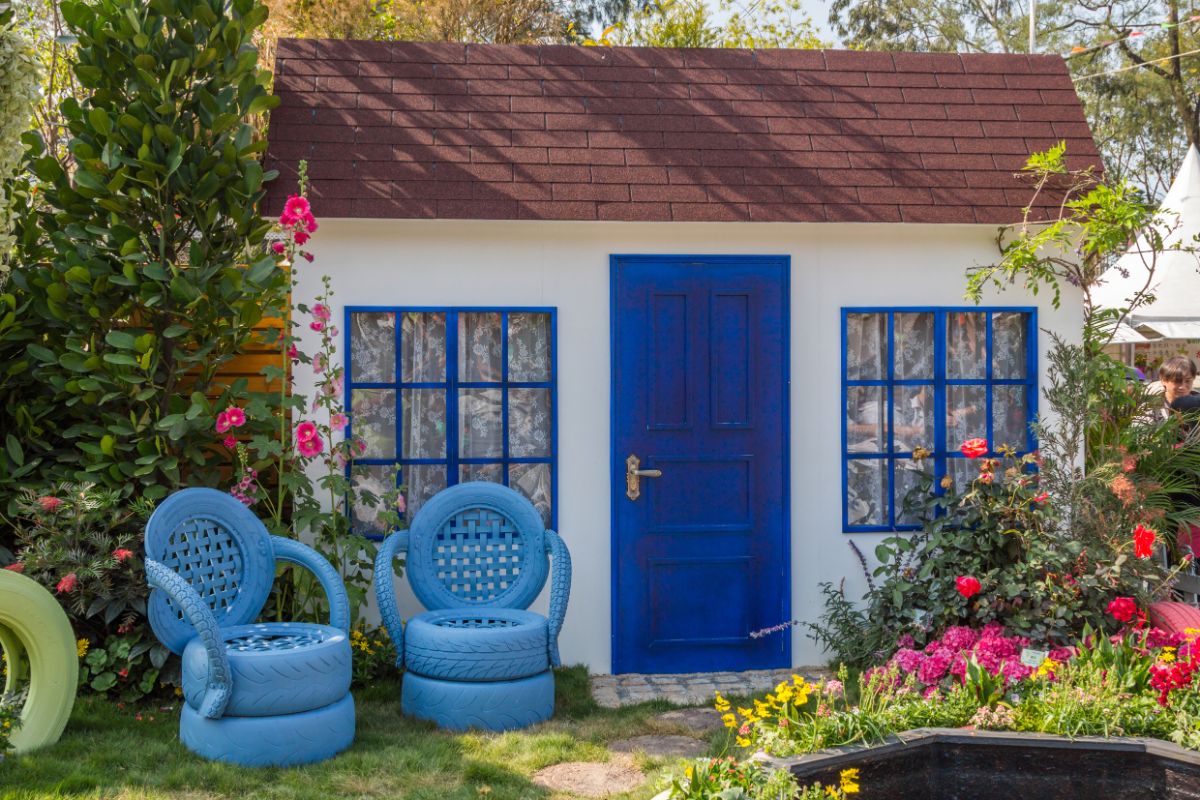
[265, 40, 1094, 675]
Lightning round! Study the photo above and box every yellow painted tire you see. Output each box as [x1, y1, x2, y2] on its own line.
[0, 570, 77, 753]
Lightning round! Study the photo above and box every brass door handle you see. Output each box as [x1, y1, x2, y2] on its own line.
[626, 454, 662, 500]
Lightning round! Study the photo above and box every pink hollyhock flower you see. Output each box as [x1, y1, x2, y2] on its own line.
[56, 573, 78, 593]
[311, 321, 324, 332]
[960, 437, 988, 459]
[357, 439, 367, 454]
[312, 303, 331, 321]
[215, 410, 232, 433]
[298, 436, 324, 458]
[224, 407, 246, 428]
[282, 195, 311, 226]
[330, 412, 348, 429]
[295, 421, 318, 443]
[1107, 596, 1138, 623]
[1134, 524, 1157, 559]
[287, 344, 298, 360]
[956, 575, 982, 599]
[223, 435, 237, 449]
[112, 549, 134, 563]
[38, 496, 64, 513]
[302, 252, 314, 262]
[313, 353, 325, 374]
[4, 563, 24, 573]
[329, 325, 338, 337]
[272, 242, 285, 255]
[396, 494, 407, 514]
[294, 231, 310, 246]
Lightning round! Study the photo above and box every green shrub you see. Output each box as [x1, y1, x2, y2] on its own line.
[77, 629, 175, 702]
[0, 0, 286, 506]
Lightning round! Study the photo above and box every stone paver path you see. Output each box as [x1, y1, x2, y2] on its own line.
[590, 667, 831, 708]
[531, 755, 645, 797]
[610, 734, 709, 759]
[652, 708, 724, 734]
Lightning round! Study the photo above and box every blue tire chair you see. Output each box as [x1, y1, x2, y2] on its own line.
[374, 482, 571, 731]
[144, 488, 355, 766]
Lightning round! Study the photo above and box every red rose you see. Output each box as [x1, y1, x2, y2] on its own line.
[56, 573, 78, 594]
[960, 438, 988, 459]
[956, 575, 981, 599]
[1133, 524, 1157, 559]
[1107, 596, 1138, 623]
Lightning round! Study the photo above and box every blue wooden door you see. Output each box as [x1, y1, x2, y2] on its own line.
[611, 255, 790, 674]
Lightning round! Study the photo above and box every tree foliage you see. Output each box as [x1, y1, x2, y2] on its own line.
[0, 2, 41, 281]
[0, 0, 288, 502]
[583, 0, 824, 48]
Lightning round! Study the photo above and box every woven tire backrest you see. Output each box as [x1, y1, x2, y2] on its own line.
[144, 488, 275, 655]
[407, 482, 549, 611]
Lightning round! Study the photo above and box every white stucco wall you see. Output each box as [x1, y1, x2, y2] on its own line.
[293, 218, 1082, 675]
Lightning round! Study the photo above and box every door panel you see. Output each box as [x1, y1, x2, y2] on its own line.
[611, 255, 790, 674]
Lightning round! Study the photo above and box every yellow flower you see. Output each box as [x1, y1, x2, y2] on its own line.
[1036, 657, 1060, 678]
[754, 700, 770, 718]
[825, 787, 839, 798]
[76, 638, 89, 658]
[735, 736, 750, 748]
[737, 706, 755, 721]
[713, 691, 730, 712]
[1161, 647, 1177, 664]
[722, 713, 737, 728]
[840, 768, 860, 795]
[685, 766, 694, 780]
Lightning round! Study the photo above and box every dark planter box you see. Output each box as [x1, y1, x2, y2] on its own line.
[757, 728, 1200, 799]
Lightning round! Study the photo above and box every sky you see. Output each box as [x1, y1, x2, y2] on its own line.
[706, 0, 840, 44]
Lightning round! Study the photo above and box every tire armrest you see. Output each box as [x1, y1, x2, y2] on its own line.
[145, 559, 232, 719]
[544, 529, 572, 668]
[373, 531, 410, 668]
[270, 536, 351, 633]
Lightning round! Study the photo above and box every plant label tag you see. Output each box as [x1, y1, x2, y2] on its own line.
[1020, 648, 1048, 668]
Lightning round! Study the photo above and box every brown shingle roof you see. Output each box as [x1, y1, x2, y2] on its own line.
[263, 40, 1101, 223]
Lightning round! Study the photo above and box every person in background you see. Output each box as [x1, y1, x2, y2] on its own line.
[1152, 356, 1199, 423]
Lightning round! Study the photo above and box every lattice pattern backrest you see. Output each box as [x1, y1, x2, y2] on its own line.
[160, 516, 246, 620]
[433, 507, 525, 603]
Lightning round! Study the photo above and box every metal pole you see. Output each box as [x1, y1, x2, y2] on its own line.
[1029, 0, 1036, 53]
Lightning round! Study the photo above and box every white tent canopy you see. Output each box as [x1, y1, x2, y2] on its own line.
[1093, 145, 1200, 340]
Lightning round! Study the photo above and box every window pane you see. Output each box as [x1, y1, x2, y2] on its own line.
[847, 459, 888, 527]
[351, 465, 396, 536]
[947, 312, 986, 379]
[509, 388, 551, 457]
[402, 312, 446, 382]
[350, 312, 396, 383]
[509, 462, 551, 526]
[351, 389, 396, 459]
[992, 312, 1028, 379]
[845, 313, 887, 380]
[846, 386, 887, 453]
[459, 312, 502, 382]
[947, 457, 978, 494]
[894, 312, 934, 379]
[461, 463, 503, 484]
[946, 384, 986, 449]
[459, 388, 503, 458]
[895, 460, 933, 526]
[401, 389, 446, 458]
[403, 464, 447, 521]
[509, 312, 552, 382]
[893, 385, 933, 452]
[993, 385, 1030, 450]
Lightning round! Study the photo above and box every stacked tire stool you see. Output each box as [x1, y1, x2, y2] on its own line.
[144, 488, 356, 766]
[375, 482, 572, 731]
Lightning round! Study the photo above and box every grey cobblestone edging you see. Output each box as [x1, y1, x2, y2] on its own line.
[590, 667, 833, 709]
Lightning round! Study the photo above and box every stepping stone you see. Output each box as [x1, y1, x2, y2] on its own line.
[654, 708, 725, 734]
[532, 756, 645, 798]
[611, 734, 709, 759]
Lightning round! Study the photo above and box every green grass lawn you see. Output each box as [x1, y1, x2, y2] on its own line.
[1, 669, 733, 800]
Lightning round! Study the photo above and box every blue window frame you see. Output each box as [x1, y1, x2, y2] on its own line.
[344, 307, 557, 537]
[841, 307, 1037, 532]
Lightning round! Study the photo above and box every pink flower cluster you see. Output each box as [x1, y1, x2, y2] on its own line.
[871, 623, 1076, 693]
[230, 466, 259, 507]
[296, 420, 323, 458]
